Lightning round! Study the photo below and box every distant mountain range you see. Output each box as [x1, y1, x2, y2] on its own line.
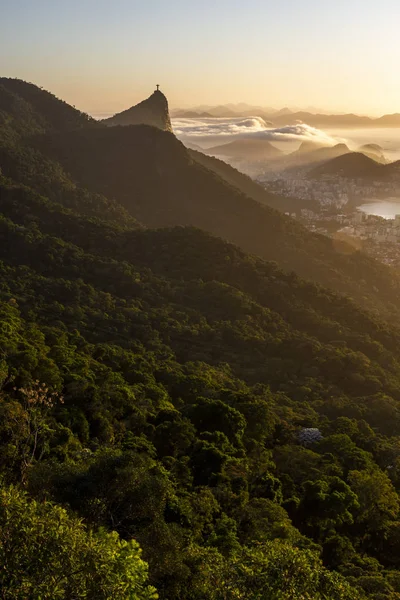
[176, 110, 214, 118]
[200, 139, 389, 173]
[172, 104, 400, 128]
[284, 141, 386, 168]
[271, 112, 400, 129]
[171, 103, 275, 118]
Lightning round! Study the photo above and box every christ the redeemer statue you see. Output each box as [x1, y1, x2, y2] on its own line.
[156, 84, 160, 91]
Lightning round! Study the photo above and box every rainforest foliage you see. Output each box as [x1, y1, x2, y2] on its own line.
[2, 78, 400, 599]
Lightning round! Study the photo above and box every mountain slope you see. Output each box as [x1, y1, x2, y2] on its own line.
[0, 80, 136, 227]
[3, 80, 400, 324]
[102, 88, 172, 131]
[310, 152, 386, 179]
[0, 77, 97, 138]
[189, 149, 299, 211]
[3, 81, 400, 598]
[310, 152, 400, 180]
[33, 123, 400, 323]
[0, 173, 399, 599]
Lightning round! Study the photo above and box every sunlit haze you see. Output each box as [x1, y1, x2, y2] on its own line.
[1, 0, 400, 116]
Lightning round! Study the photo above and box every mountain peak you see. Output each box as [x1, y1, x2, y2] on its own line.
[0, 77, 98, 135]
[102, 87, 172, 131]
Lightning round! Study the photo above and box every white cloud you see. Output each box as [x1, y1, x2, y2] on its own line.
[172, 116, 343, 147]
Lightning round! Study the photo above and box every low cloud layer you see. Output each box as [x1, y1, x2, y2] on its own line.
[172, 116, 342, 147]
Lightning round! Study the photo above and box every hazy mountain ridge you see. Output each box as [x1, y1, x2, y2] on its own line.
[253, 142, 389, 177]
[271, 111, 400, 128]
[173, 103, 400, 128]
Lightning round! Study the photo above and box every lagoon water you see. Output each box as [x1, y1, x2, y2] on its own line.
[357, 198, 400, 219]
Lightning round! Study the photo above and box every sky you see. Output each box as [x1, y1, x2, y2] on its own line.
[1, 0, 400, 116]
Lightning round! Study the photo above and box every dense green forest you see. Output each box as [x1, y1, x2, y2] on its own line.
[2, 78, 400, 598]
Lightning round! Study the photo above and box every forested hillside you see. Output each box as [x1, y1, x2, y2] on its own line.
[188, 148, 301, 212]
[0, 77, 98, 138]
[3, 79, 400, 325]
[32, 123, 400, 323]
[2, 80, 400, 599]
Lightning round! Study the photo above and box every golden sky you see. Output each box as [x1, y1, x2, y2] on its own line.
[1, 0, 399, 116]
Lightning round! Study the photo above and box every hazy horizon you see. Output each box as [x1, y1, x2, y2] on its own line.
[2, 0, 400, 117]
[92, 103, 396, 120]
[172, 118, 400, 160]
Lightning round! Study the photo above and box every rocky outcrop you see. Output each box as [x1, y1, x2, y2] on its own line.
[102, 88, 172, 131]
